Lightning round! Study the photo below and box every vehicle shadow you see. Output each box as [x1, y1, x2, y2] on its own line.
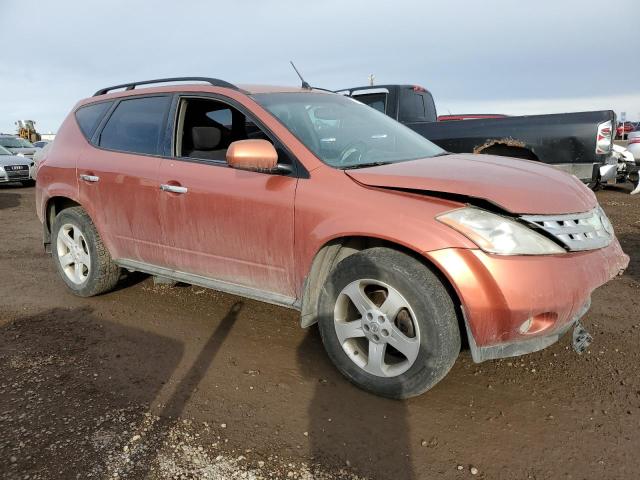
[0, 191, 21, 210]
[618, 232, 640, 283]
[298, 329, 416, 479]
[108, 270, 150, 293]
[298, 249, 418, 479]
[1, 302, 243, 479]
[125, 301, 243, 477]
[0, 307, 183, 479]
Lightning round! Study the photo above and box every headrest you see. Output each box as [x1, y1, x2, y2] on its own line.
[192, 126, 221, 150]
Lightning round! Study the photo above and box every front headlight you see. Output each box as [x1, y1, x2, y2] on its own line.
[436, 207, 565, 255]
[17, 153, 25, 157]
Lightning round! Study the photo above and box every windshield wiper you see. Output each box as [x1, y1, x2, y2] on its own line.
[341, 161, 393, 170]
[432, 152, 451, 157]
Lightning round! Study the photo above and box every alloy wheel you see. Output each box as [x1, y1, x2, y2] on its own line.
[56, 223, 91, 285]
[333, 279, 421, 377]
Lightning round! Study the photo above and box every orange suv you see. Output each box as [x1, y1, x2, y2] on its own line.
[36, 77, 629, 398]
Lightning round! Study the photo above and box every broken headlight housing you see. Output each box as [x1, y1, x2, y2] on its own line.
[436, 207, 565, 255]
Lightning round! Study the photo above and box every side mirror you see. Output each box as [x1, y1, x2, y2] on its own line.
[226, 139, 278, 172]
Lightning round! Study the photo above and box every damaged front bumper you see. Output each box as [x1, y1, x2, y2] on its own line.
[426, 238, 629, 363]
[462, 298, 591, 363]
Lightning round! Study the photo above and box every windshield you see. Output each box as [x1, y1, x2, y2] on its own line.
[253, 92, 445, 168]
[0, 137, 34, 148]
[0, 145, 12, 155]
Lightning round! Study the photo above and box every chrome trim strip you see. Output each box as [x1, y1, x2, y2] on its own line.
[521, 210, 594, 222]
[521, 207, 613, 251]
[79, 174, 100, 183]
[160, 184, 188, 194]
[351, 88, 390, 96]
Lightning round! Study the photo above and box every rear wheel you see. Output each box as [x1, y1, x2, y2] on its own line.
[51, 207, 120, 297]
[317, 247, 460, 399]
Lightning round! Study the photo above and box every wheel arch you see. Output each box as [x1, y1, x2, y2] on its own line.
[43, 196, 82, 248]
[474, 140, 539, 161]
[299, 236, 468, 346]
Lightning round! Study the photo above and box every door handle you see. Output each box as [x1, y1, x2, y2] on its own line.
[160, 184, 188, 194]
[80, 174, 100, 183]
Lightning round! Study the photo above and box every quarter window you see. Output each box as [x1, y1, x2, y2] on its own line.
[206, 108, 233, 128]
[75, 101, 113, 140]
[98, 96, 170, 155]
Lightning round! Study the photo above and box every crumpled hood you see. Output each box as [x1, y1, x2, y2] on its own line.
[345, 153, 597, 215]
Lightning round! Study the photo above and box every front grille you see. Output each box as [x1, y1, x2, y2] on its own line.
[521, 207, 613, 251]
[4, 165, 29, 180]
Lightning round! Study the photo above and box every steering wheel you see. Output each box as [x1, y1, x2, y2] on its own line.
[338, 141, 369, 166]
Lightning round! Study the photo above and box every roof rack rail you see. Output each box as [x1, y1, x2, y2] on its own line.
[93, 77, 241, 96]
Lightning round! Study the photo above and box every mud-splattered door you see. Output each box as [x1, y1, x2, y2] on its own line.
[157, 158, 297, 299]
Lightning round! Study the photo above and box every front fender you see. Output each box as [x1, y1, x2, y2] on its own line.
[293, 168, 476, 299]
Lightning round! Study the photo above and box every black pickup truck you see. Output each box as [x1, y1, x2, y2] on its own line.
[336, 85, 616, 186]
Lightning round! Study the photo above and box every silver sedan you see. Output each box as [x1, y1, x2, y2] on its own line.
[0, 145, 34, 185]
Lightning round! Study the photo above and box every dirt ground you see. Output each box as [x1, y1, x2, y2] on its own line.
[1, 184, 639, 480]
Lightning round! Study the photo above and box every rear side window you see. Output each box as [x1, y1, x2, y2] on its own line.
[98, 96, 171, 155]
[423, 94, 437, 122]
[399, 90, 426, 122]
[75, 101, 113, 140]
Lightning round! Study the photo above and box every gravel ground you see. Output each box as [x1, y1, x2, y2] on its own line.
[0, 183, 639, 479]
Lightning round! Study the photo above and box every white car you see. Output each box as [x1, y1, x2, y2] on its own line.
[0, 136, 42, 180]
[33, 140, 50, 149]
[0, 135, 39, 159]
[0, 145, 33, 185]
[627, 131, 640, 161]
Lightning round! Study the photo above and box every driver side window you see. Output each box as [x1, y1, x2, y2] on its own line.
[175, 98, 273, 163]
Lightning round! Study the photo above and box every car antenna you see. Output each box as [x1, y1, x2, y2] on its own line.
[290, 61, 311, 90]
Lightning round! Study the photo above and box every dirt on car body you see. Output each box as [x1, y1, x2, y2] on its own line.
[1, 185, 639, 479]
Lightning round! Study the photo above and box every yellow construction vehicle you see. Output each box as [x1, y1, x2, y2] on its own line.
[15, 120, 41, 143]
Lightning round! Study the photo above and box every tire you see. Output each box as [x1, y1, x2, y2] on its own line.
[51, 206, 121, 297]
[317, 247, 460, 399]
[587, 180, 600, 191]
[20, 180, 35, 187]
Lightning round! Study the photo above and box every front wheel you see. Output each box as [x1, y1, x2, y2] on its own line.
[317, 247, 461, 399]
[51, 207, 121, 297]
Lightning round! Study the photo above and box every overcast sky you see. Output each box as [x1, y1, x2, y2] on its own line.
[1, 0, 638, 134]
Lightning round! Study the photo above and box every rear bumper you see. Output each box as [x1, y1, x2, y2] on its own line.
[426, 239, 629, 362]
